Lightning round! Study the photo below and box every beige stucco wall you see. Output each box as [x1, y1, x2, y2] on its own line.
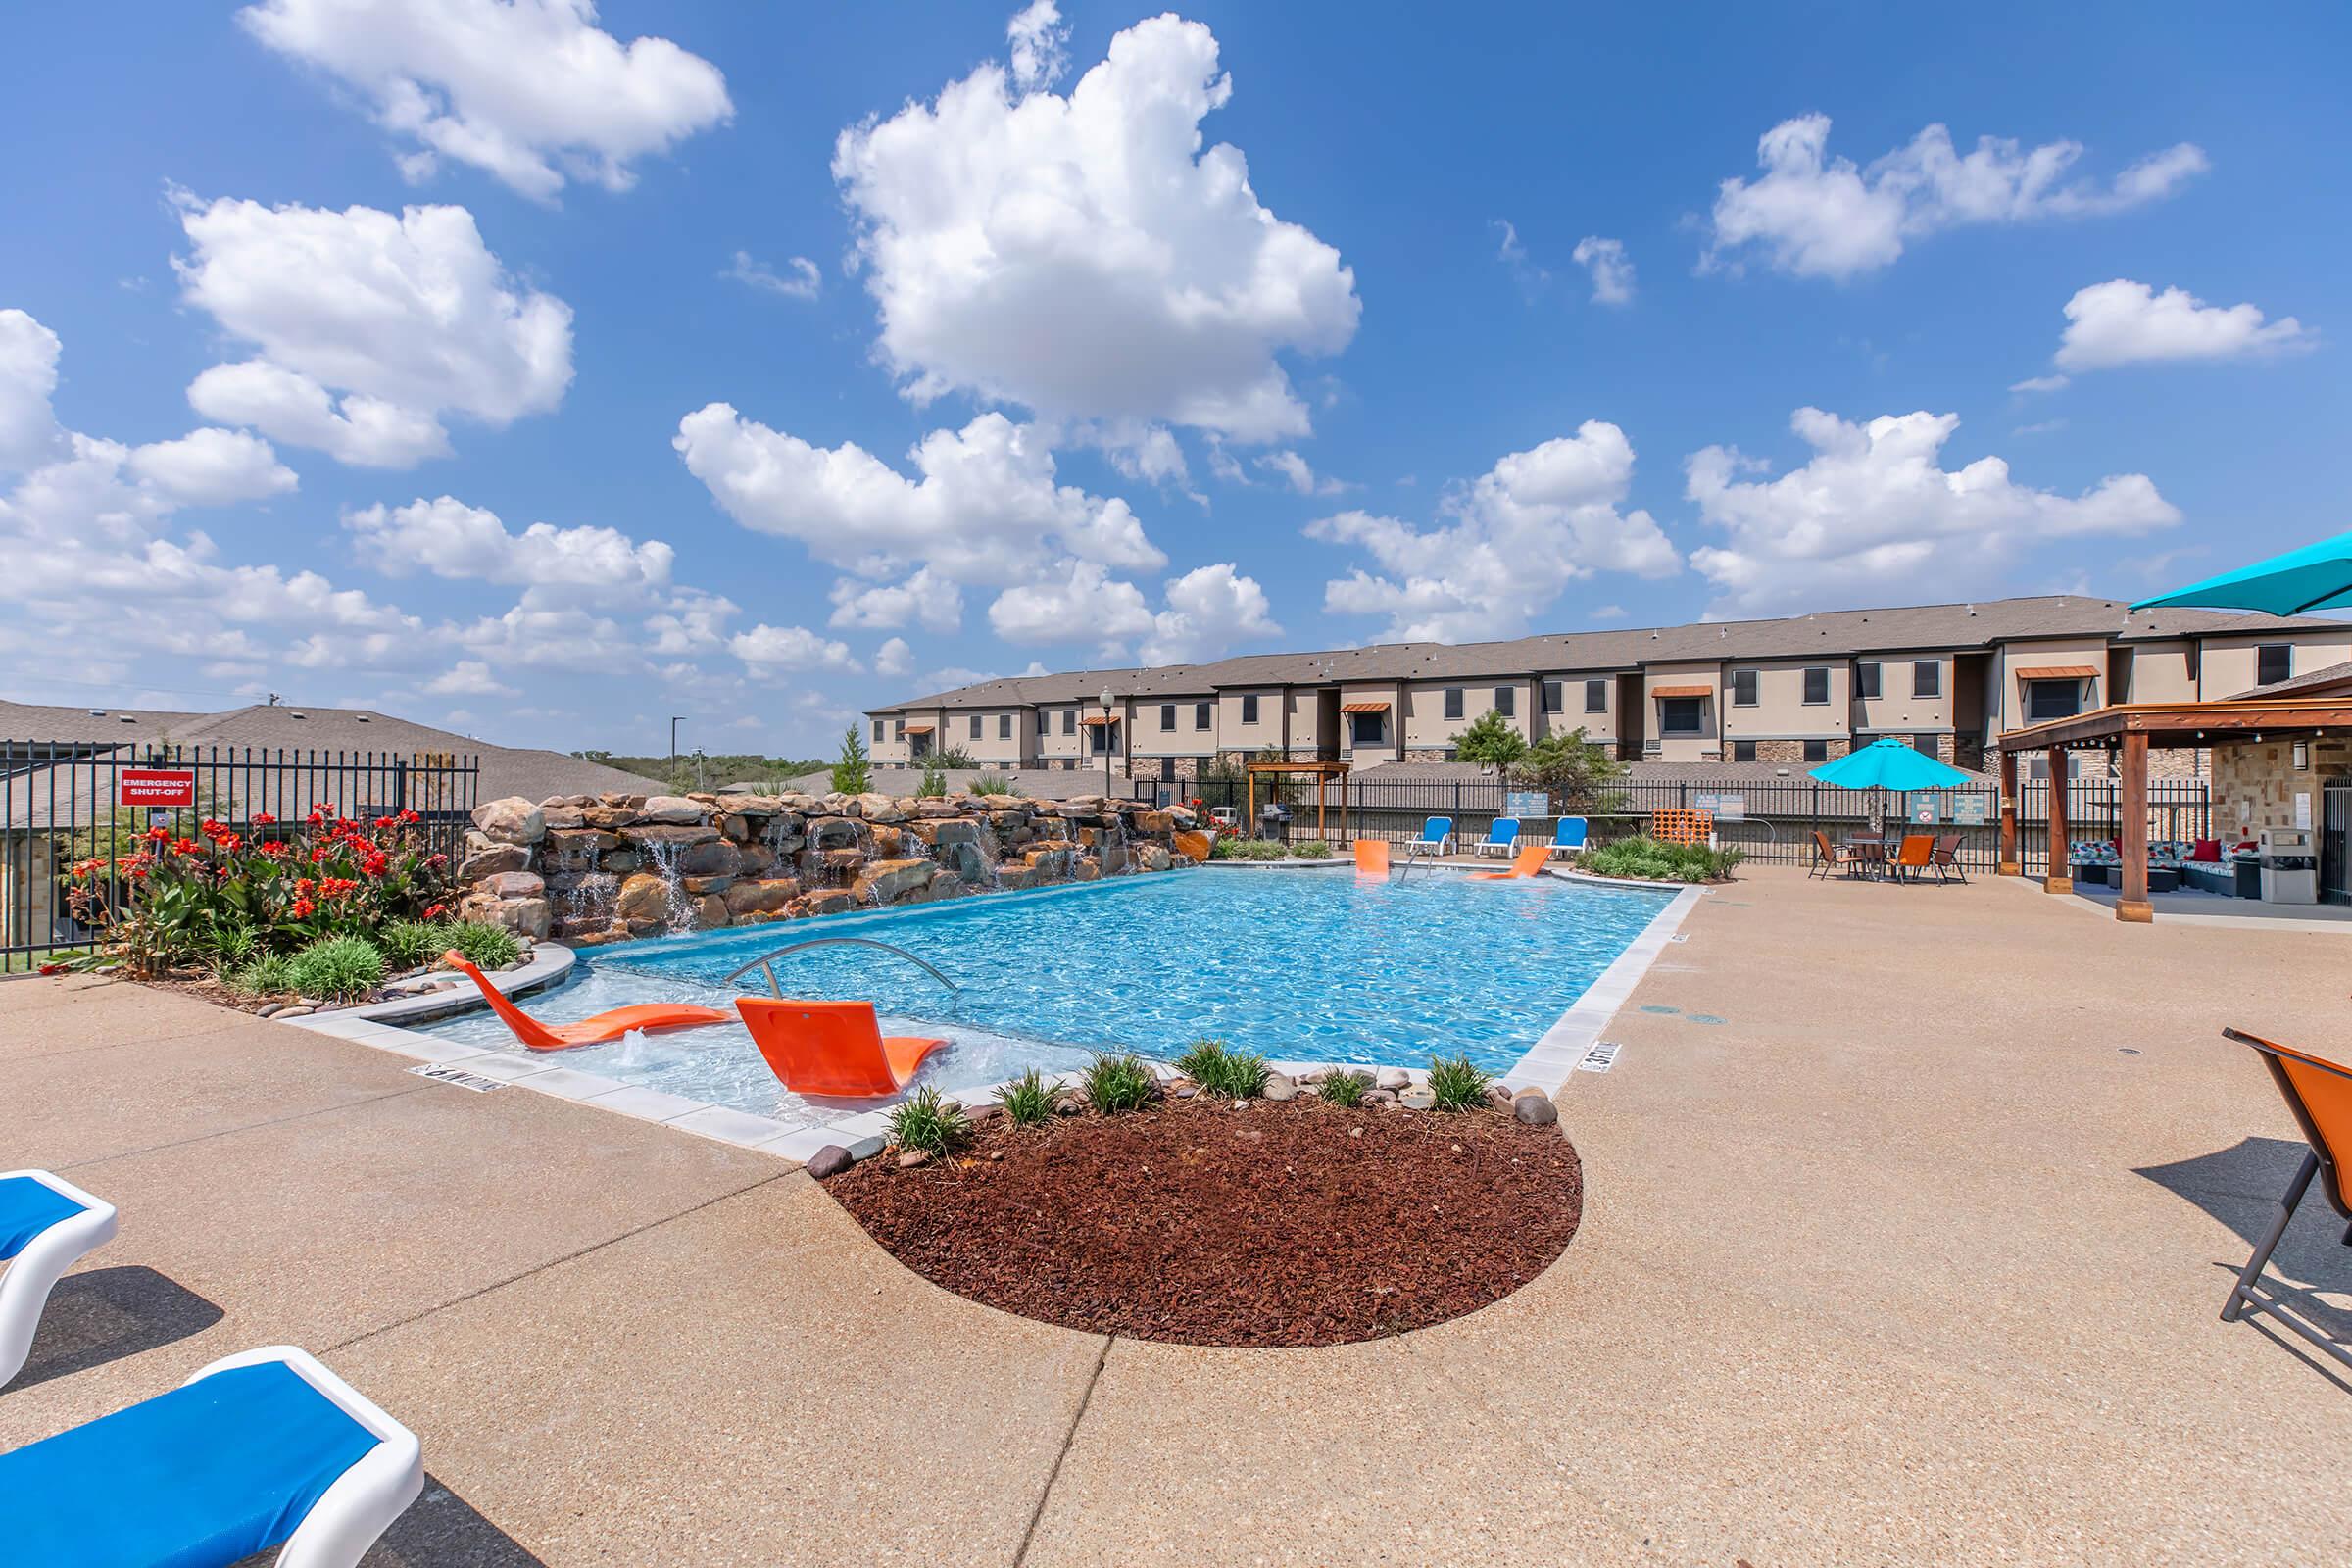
[1723, 658, 1850, 740]
[2211, 735, 2349, 839]
[1994, 640, 2111, 732]
[1402, 677, 1529, 749]
[1536, 673, 1617, 744]
[2122, 642, 2198, 704]
[1217, 687, 1284, 754]
[2197, 633, 2352, 699]
[1642, 662, 1720, 762]
[1136, 693, 1218, 758]
[1853, 652, 1954, 736]
[1338, 680, 1400, 761]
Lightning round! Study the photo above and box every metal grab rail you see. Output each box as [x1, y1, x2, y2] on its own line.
[721, 937, 960, 1003]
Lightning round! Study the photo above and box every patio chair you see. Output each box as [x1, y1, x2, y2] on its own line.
[1808, 829, 1855, 880]
[1549, 817, 1589, 859]
[1, 1169, 117, 1388]
[1889, 833, 1935, 883]
[735, 998, 948, 1098]
[0, 1345, 423, 1567]
[1403, 816, 1454, 857]
[1351, 838, 1391, 875]
[1473, 818, 1521, 858]
[442, 951, 732, 1053]
[1929, 833, 1967, 884]
[1470, 845, 1550, 880]
[2217, 1029, 2352, 1372]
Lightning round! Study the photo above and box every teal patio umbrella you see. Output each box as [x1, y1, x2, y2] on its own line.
[1808, 736, 1974, 791]
[2130, 529, 2352, 616]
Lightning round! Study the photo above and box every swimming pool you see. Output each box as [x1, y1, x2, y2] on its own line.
[416, 866, 1680, 1122]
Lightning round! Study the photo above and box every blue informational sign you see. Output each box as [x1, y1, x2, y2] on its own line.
[1503, 789, 1548, 817]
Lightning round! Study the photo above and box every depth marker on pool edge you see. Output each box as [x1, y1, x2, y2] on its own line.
[408, 1064, 507, 1093]
[1578, 1042, 1623, 1073]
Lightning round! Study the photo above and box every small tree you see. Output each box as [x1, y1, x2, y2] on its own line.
[916, 758, 948, 799]
[831, 725, 871, 795]
[1512, 727, 1626, 815]
[1449, 710, 1527, 768]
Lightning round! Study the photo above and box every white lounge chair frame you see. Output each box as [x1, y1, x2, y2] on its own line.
[1403, 819, 1453, 858]
[1473, 818, 1520, 858]
[195, 1346, 425, 1568]
[0, 1168, 117, 1388]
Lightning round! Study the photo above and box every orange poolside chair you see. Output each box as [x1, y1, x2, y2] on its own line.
[2219, 1028, 2352, 1371]
[1352, 838, 1391, 875]
[734, 998, 948, 1098]
[442, 952, 731, 1053]
[1470, 845, 1550, 880]
[1889, 833, 1936, 883]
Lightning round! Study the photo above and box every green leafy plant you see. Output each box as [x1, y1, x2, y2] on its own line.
[916, 758, 948, 799]
[1450, 710, 1528, 767]
[994, 1067, 1058, 1127]
[1317, 1068, 1371, 1106]
[887, 1086, 971, 1156]
[969, 772, 1014, 797]
[1427, 1054, 1493, 1111]
[229, 953, 296, 999]
[1207, 836, 1287, 861]
[286, 934, 385, 1003]
[1175, 1039, 1272, 1100]
[204, 921, 262, 974]
[1288, 839, 1333, 859]
[1081, 1052, 1157, 1114]
[1510, 726, 1627, 815]
[434, 919, 522, 970]
[1580, 837, 1744, 884]
[930, 744, 976, 770]
[830, 724, 872, 796]
[377, 918, 440, 972]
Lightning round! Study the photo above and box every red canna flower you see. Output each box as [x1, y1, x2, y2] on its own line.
[292, 897, 315, 918]
[252, 812, 275, 825]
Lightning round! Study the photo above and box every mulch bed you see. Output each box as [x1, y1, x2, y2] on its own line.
[821, 1096, 1583, 1347]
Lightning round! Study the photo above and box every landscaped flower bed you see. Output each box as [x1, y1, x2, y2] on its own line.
[820, 1048, 1582, 1348]
[1573, 836, 1743, 883]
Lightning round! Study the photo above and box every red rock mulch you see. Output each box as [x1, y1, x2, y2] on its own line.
[821, 1096, 1582, 1347]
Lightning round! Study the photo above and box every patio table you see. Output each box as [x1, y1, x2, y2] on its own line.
[1844, 837, 1889, 879]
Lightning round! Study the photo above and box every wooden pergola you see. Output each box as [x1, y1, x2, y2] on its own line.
[1997, 695, 2352, 922]
[1245, 759, 1350, 842]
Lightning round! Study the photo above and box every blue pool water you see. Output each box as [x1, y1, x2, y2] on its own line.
[417, 867, 1672, 1120]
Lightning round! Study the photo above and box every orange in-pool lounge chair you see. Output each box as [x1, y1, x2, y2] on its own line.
[2218, 1028, 2352, 1371]
[442, 951, 731, 1053]
[1470, 845, 1550, 880]
[735, 998, 948, 1098]
[1352, 838, 1391, 875]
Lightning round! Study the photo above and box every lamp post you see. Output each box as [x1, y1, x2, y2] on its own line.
[668, 716, 685, 765]
[1099, 686, 1115, 797]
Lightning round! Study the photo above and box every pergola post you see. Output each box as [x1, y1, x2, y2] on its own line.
[1997, 748, 2020, 876]
[2115, 729, 2152, 922]
[2043, 747, 2072, 893]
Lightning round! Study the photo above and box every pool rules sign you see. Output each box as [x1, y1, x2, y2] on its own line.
[119, 768, 196, 808]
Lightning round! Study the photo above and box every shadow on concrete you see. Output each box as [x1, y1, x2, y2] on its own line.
[14, 1265, 225, 1389]
[359, 1478, 550, 1566]
[2133, 1135, 2352, 1368]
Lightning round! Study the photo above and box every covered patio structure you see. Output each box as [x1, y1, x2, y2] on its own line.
[1244, 759, 1350, 843]
[1996, 690, 2352, 921]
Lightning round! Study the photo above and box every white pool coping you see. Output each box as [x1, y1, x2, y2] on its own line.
[285, 864, 1704, 1162]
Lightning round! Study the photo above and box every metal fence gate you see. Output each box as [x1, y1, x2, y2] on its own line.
[3, 741, 479, 967]
[1150, 773, 2211, 874]
[2323, 780, 2352, 906]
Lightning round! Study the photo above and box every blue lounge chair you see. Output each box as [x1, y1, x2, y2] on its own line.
[1473, 818, 1521, 858]
[0, 1345, 422, 1567]
[1, 1168, 117, 1388]
[1403, 816, 1453, 857]
[1549, 817, 1590, 858]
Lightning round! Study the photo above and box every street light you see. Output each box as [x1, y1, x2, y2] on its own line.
[1099, 685, 1115, 797]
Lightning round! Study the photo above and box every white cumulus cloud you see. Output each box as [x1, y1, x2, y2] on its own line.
[986, 559, 1154, 651]
[832, 11, 1359, 441]
[1571, 237, 1634, 306]
[1704, 115, 2208, 281]
[826, 567, 962, 633]
[2054, 278, 2311, 371]
[238, 0, 732, 201]
[0, 309, 64, 470]
[1310, 421, 1680, 642]
[343, 495, 674, 605]
[1138, 562, 1279, 663]
[1254, 449, 1346, 496]
[1686, 407, 2180, 614]
[724, 251, 820, 300]
[1005, 0, 1069, 93]
[175, 193, 574, 467]
[731, 622, 861, 673]
[873, 636, 914, 678]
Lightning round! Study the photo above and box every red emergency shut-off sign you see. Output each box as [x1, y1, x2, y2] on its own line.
[119, 769, 196, 808]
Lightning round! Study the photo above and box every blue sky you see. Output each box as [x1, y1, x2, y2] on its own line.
[4, 2, 2346, 759]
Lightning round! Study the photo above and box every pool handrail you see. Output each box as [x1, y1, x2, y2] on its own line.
[722, 936, 960, 1002]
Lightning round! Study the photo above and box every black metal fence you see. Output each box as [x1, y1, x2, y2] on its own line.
[1147, 773, 2212, 873]
[3, 741, 478, 965]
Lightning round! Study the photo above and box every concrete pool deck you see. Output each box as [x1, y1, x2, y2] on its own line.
[4, 863, 2348, 1563]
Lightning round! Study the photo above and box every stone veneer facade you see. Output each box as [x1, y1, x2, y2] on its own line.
[455, 789, 1194, 946]
[2211, 736, 2349, 839]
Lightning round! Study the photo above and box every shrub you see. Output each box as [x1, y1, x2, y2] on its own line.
[1289, 839, 1333, 859]
[1174, 1039, 1271, 1100]
[1081, 1052, 1157, 1114]
[1317, 1068, 1371, 1106]
[205, 921, 262, 974]
[888, 1087, 971, 1156]
[995, 1068, 1057, 1127]
[1208, 836, 1287, 861]
[377, 919, 440, 972]
[286, 935, 384, 1002]
[830, 724, 872, 796]
[969, 773, 1014, 797]
[1450, 710, 1528, 767]
[230, 953, 295, 999]
[1580, 837, 1744, 883]
[435, 919, 521, 970]
[916, 759, 948, 799]
[1427, 1054, 1493, 1110]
